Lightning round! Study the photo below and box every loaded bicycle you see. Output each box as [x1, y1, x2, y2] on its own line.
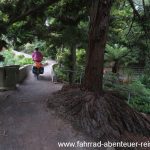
[32, 47, 44, 80]
[32, 62, 44, 80]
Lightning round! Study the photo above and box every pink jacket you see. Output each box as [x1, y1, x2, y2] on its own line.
[32, 51, 43, 62]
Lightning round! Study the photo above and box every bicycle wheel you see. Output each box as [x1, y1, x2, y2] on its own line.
[36, 68, 40, 80]
[36, 73, 39, 80]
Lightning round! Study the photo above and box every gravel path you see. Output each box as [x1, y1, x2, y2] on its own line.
[0, 62, 92, 150]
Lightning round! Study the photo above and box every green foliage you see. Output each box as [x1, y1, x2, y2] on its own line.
[23, 43, 35, 53]
[54, 65, 68, 82]
[105, 44, 129, 61]
[54, 48, 72, 81]
[105, 44, 138, 69]
[109, 2, 133, 45]
[128, 81, 150, 114]
[21, 40, 52, 58]
[56, 48, 70, 67]
[16, 56, 33, 66]
[76, 48, 86, 66]
[103, 72, 120, 88]
[139, 74, 150, 89]
[54, 48, 85, 82]
[1, 49, 16, 65]
[104, 73, 150, 114]
[129, 80, 150, 96]
[17, 39, 59, 59]
[109, 1, 150, 68]
[1, 49, 32, 66]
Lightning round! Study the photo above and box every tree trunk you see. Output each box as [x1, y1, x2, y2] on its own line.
[83, 0, 113, 94]
[68, 45, 76, 84]
[112, 60, 119, 73]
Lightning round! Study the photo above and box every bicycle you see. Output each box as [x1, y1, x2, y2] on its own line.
[32, 62, 44, 80]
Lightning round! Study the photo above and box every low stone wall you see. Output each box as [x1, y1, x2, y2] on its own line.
[18, 65, 32, 83]
[0, 65, 20, 90]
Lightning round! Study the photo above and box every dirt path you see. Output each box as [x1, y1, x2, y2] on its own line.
[0, 62, 93, 150]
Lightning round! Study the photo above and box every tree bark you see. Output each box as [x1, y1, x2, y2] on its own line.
[112, 60, 119, 73]
[83, 0, 113, 94]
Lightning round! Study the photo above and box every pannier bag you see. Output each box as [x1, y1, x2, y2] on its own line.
[32, 66, 44, 74]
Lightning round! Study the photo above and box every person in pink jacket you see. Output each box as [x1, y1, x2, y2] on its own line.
[32, 47, 43, 62]
[32, 48, 44, 76]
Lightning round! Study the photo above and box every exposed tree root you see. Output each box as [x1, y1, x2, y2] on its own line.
[48, 85, 150, 148]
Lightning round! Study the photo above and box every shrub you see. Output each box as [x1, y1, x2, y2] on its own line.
[103, 73, 150, 114]
[140, 74, 150, 88]
[1, 49, 16, 65]
[54, 65, 68, 82]
[128, 80, 150, 113]
[55, 48, 85, 83]
[17, 57, 33, 65]
[1, 49, 33, 66]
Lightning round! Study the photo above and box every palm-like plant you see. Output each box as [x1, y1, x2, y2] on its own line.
[105, 44, 129, 73]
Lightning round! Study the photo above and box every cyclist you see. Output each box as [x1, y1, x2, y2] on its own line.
[32, 48, 44, 77]
[32, 47, 43, 63]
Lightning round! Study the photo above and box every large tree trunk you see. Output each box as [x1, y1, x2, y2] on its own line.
[68, 45, 76, 84]
[83, 0, 113, 94]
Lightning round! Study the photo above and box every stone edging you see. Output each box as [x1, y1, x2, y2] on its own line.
[19, 65, 32, 83]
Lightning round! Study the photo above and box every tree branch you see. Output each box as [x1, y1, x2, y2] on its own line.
[51, 13, 86, 26]
[128, 0, 141, 20]
[142, 0, 147, 18]
[126, 14, 135, 36]
[8, 0, 59, 25]
[128, 0, 149, 47]
[48, 24, 65, 32]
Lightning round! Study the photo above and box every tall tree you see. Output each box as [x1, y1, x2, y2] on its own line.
[83, 0, 113, 94]
[48, 0, 150, 141]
